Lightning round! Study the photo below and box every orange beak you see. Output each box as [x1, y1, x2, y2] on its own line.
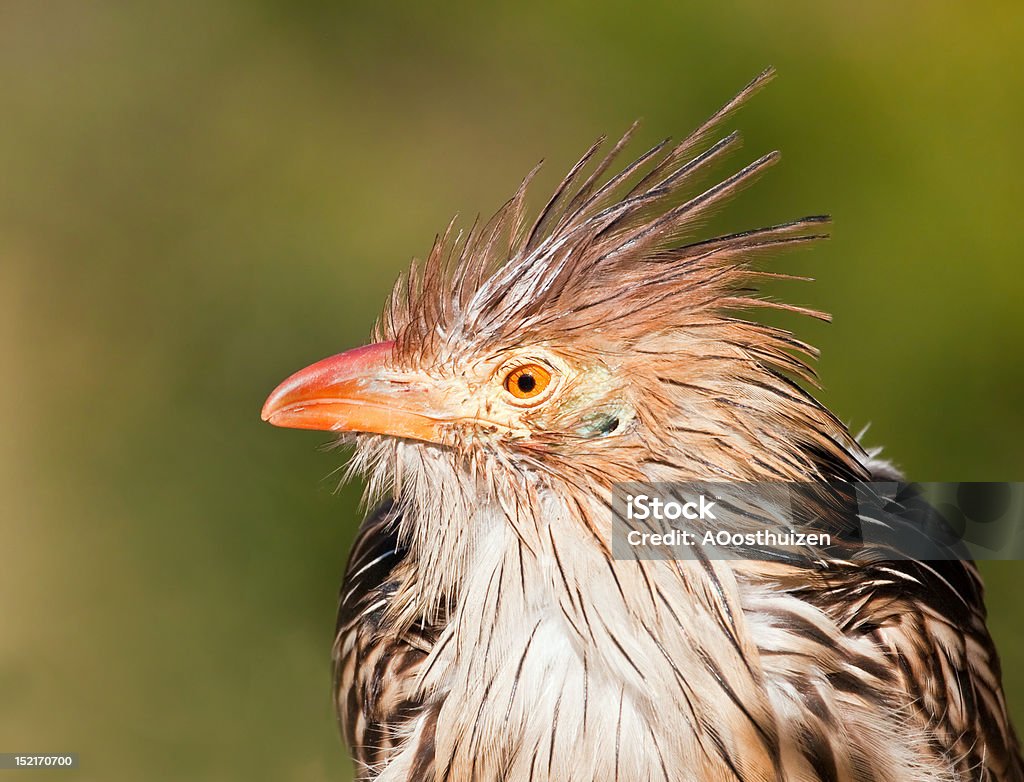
[261, 341, 446, 444]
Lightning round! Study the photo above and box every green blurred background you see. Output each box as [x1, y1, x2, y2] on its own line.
[2, 2, 1022, 780]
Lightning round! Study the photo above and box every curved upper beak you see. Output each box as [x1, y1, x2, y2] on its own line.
[261, 341, 447, 444]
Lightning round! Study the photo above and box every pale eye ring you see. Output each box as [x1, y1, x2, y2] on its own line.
[502, 362, 554, 403]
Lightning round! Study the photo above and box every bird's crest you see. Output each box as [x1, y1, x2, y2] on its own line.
[375, 67, 828, 382]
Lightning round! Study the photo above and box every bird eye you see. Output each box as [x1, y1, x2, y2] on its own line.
[503, 363, 552, 401]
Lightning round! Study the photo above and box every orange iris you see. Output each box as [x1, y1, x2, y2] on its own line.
[503, 363, 552, 400]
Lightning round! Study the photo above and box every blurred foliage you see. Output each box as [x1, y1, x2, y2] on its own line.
[1, 2, 1022, 780]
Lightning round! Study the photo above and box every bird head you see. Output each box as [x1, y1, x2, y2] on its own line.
[262, 69, 868, 509]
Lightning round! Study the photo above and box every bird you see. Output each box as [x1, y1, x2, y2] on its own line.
[261, 69, 1022, 782]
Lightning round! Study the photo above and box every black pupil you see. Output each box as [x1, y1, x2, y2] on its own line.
[517, 373, 536, 393]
